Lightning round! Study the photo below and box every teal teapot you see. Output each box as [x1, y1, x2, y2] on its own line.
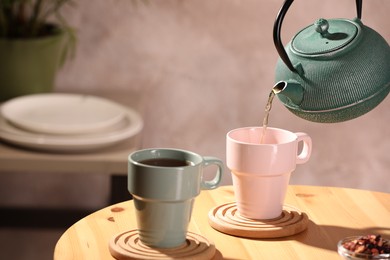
[273, 0, 390, 123]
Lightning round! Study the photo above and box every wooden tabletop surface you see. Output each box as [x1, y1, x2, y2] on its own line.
[54, 185, 390, 259]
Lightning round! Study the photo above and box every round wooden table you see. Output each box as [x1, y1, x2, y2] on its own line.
[54, 185, 390, 259]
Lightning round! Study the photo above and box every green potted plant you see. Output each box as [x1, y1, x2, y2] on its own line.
[0, 0, 76, 101]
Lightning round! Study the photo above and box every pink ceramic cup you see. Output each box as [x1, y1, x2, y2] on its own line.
[226, 127, 312, 219]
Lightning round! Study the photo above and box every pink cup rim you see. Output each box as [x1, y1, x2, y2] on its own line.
[227, 126, 298, 146]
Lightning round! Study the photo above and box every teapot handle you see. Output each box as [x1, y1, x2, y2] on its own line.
[273, 0, 363, 73]
[356, 0, 362, 19]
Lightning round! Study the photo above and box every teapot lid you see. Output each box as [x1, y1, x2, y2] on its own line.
[291, 18, 360, 56]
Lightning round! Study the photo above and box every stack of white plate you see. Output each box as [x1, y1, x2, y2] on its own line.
[0, 93, 143, 152]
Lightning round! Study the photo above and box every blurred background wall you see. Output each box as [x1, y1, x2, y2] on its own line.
[56, 0, 390, 192]
[2, 0, 389, 211]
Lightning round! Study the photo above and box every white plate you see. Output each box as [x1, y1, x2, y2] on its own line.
[0, 105, 143, 152]
[1, 93, 126, 135]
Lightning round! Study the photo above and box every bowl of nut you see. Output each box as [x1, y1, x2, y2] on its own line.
[338, 235, 390, 259]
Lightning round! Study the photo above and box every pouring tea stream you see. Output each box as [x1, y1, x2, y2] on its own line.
[260, 87, 279, 144]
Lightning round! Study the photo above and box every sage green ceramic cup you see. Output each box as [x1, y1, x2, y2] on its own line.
[128, 148, 224, 248]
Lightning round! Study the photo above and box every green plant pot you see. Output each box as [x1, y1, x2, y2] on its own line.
[0, 31, 66, 101]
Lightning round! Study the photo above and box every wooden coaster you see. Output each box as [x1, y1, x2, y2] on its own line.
[109, 230, 216, 260]
[208, 202, 309, 239]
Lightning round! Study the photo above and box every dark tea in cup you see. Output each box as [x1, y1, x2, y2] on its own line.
[139, 158, 193, 167]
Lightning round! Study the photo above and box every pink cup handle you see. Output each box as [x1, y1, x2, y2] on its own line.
[295, 132, 312, 164]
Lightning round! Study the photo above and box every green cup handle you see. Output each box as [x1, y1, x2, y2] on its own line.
[201, 156, 224, 190]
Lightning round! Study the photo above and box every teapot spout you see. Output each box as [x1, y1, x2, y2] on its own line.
[273, 81, 304, 108]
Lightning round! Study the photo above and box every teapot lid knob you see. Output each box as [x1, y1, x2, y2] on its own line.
[292, 18, 359, 55]
[314, 18, 329, 36]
